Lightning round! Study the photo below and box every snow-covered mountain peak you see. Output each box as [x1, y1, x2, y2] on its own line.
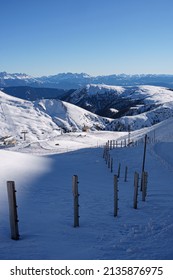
[135, 85, 173, 104]
[0, 71, 32, 80]
[65, 84, 173, 130]
[1, 71, 173, 89]
[85, 84, 125, 94]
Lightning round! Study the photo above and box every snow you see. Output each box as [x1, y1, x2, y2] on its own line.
[0, 117, 173, 260]
[85, 84, 125, 95]
[0, 90, 173, 260]
[0, 90, 111, 143]
[71, 84, 173, 102]
[69, 84, 173, 131]
[126, 85, 173, 104]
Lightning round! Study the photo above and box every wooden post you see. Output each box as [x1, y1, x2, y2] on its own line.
[111, 158, 113, 173]
[133, 172, 139, 209]
[102, 146, 104, 158]
[7, 181, 20, 240]
[142, 171, 148, 201]
[124, 166, 128, 182]
[118, 163, 121, 178]
[113, 140, 115, 149]
[124, 139, 126, 147]
[110, 140, 112, 150]
[72, 175, 79, 227]
[114, 175, 118, 217]
[105, 147, 108, 164]
[142, 134, 147, 172]
[108, 153, 111, 168]
[141, 134, 147, 190]
[107, 140, 110, 150]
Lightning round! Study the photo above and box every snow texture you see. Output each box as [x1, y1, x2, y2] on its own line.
[0, 90, 173, 260]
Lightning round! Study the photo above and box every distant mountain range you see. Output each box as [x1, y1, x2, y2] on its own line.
[1, 71, 173, 89]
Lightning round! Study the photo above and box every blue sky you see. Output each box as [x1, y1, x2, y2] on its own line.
[0, 0, 173, 76]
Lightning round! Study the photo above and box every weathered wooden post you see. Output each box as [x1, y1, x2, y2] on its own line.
[107, 140, 110, 150]
[108, 153, 111, 168]
[111, 158, 113, 173]
[105, 146, 108, 164]
[113, 140, 115, 149]
[142, 171, 148, 201]
[72, 175, 79, 227]
[133, 172, 139, 209]
[118, 163, 121, 178]
[7, 181, 20, 240]
[128, 124, 131, 146]
[124, 139, 126, 147]
[141, 134, 147, 190]
[124, 166, 128, 182]
[114, 175, 118, 217]
[110, 140, 112, 150]
[103, 145, 106, 159]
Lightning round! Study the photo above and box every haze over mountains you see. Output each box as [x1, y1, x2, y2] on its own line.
[1, 71, 173, 89]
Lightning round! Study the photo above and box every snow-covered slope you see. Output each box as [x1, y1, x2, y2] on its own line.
[0, 117, 173, 260]
[0, 90, 111, 144]
[36, 98, 111, 132]
[66, 84, 173, 130]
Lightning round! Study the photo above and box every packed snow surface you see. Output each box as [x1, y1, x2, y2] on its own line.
[0, 117, 173, 259]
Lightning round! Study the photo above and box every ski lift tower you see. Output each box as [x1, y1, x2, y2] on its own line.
[21, 130, 28, 141]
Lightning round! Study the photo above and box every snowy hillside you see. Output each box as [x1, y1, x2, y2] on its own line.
[66, 84, 173, 130]
[0, 90, 111, 145]
[36, 98, 111, 132]
[0, 117, 173, 260]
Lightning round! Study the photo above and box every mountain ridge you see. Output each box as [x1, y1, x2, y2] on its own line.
[0, 89, 112, 144]
[1, 71, 173, 89]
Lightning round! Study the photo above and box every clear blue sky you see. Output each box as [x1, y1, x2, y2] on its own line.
[0, 0, 173, 76]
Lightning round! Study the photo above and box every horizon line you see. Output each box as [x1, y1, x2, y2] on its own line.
[1, 70, 173, 78]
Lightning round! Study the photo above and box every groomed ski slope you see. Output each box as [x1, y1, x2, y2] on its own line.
[0, 119, 173, 260]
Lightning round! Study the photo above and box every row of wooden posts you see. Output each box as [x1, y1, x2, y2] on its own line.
[103, 135, 149, 215]
[74, 135, 149, 227]
[104, 134, 157, 151]
[6, 170, 148, 240]
[6, 135, 148, 239]
[72, 170, 148, 227]
[103, 140, 128, 181]
[7, 176, 80, 239]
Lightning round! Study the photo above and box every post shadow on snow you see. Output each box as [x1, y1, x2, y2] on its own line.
[2, 142, 173, 260]
[10, 147, 105, 241]
[13, 143, 147, 242]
